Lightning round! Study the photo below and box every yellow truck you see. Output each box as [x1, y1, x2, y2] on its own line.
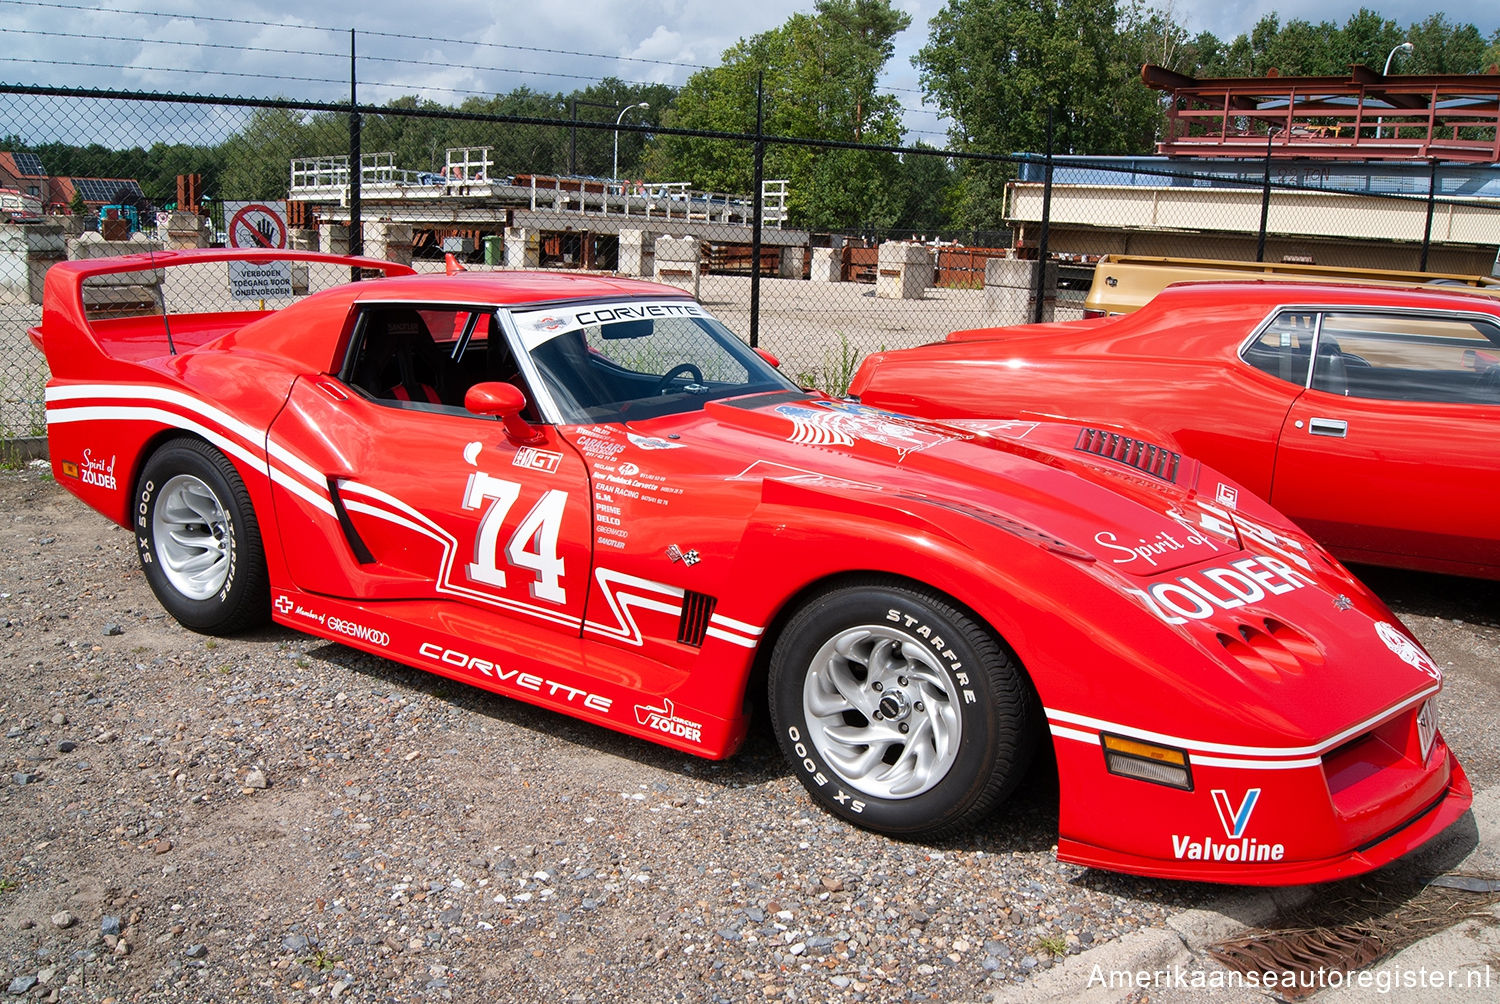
[1084, 255, 1500, 317]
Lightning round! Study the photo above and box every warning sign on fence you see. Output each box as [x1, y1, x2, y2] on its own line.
[224, 201, 288, 250]
[228, 261, 293, 300]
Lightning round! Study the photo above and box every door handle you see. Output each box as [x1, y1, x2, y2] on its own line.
[1308, 417, 1348, 438]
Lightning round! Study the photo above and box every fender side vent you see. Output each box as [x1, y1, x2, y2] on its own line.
[1075, 428, 1180, 483]
[328, 480, 376, 564]
[678, 592, 717, 647]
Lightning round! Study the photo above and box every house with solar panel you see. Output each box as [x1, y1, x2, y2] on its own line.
[0, 151, 148, 223]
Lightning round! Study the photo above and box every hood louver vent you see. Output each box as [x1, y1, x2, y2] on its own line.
[1075, 428, 1180, 483]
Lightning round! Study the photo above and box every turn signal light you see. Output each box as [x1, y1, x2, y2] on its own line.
[1102, 733, 1193, 790]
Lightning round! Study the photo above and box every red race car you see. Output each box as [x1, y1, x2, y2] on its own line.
[852, 281, 1500, 579]
[33, 251, 1469, 884]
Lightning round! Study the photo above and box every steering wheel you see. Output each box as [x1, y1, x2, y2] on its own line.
[653, 363, 704, 394]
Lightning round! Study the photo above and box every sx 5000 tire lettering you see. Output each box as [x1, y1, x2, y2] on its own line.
[136, 438, 270, 635]
[768, 579, 1038, 839]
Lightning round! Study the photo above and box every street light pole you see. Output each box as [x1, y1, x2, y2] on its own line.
[613, 102, 650, 182]
[569, 98, 619, 176]
[1376, 42, 1414, 139]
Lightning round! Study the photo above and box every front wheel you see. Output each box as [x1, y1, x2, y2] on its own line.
[134, 438, 270, 635]
[768, 580, 1037, 838]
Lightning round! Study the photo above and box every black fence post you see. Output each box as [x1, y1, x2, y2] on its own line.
[749, 72, 764, 348]
[348, 29, 363, 268]
[1256, 131, 1273, 263]
[1033, 110, 1054, 324]
[1419, 160, 1438, 272]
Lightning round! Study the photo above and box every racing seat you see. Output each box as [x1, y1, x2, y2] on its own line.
[355, 309, 452, 406]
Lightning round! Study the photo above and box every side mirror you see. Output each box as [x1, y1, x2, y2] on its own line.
[755, 347, 781, 368]
[465, 381, 544, 444]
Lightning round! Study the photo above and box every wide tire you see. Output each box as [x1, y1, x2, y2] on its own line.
[768, 580, 1037, 838]
[134, 438, 270, 635]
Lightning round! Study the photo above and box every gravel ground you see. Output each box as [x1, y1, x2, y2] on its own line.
[2, 465, 1496, 1004]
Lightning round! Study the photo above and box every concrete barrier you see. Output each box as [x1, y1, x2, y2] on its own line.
[67, 231, 165, 284]
[365, 221, 413, 266]
[164, 211, 207, 250]
[779, 245, 806, 279]
[318, 224, 350, 256]
[809, 247, 840, 283]
[0, 221, 67, 304]
[984, 257, 1057, 325]
[504, 228, 539, 268]
[653, 235, 702, 297]
[875, 242, 932, 299]
[618, 229, 657, 277]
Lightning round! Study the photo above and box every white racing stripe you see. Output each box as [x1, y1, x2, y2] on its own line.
[45, 383, 335, 516]
[1045, 685, 1439, 769]
[47, 383, 771, 650]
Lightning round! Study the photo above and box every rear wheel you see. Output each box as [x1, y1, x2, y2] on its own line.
[768, 580, 1037, 838]
[135, 439, 270, 635]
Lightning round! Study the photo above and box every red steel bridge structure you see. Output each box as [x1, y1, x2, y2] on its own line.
[1143, 64, 1500, 163]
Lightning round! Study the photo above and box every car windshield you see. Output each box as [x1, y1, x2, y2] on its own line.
[510, 299, 797, 423]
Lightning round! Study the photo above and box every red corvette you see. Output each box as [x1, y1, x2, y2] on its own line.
[34, 251, 1469, 884]
[852, 281, 1500, 580]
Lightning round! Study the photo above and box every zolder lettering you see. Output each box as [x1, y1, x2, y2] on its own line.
[1125, 556, 1315, 625]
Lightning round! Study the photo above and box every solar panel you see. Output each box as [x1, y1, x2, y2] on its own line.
[71, 178, 144, 203]
[12, 152, 45, 176]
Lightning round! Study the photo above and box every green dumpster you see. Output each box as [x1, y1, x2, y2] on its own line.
[483, 235, 503, 265]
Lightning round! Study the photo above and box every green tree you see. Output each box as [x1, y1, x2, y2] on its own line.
[652, 0, 912, 229]
[916, 0, 1180, 226]
[1403, 15, 1489, 74]
[219, 107, 329, 201]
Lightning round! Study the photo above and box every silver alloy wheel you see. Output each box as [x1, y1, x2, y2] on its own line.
[802, 624, 963, 799]
[152, 473, 232, 601]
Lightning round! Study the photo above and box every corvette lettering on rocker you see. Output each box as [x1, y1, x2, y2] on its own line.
[416, 642, 612, 714]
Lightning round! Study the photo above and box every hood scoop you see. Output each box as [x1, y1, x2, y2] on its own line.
[1075, 428, 1180, 483]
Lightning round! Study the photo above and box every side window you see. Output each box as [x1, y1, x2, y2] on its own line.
[1311, 312, 1500, 404]
[346, 306, 518, 411]
[1241, 311, 1318, 386]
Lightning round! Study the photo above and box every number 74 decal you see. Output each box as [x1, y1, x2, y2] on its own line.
[462, 472, 569, 604]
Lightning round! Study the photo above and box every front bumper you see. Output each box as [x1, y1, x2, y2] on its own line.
[1057, 758, 1471, 885]
[1048, 697, 1472, 886]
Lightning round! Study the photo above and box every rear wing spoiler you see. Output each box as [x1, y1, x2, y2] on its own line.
[29, 247, 416, 358]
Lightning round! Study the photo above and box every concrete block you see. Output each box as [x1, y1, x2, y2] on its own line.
[778, 245, 806, 279]
[984, 257, 1057, 325]
[654, 235, 700, 264]
[318, 224, 350, 256]
[653, 236, 701, 297]
[290, 228, 320, 252]
[365, 221, 413, 265]
[809, 247, 840, 282]
[164, 211, 206, 250]
[0, 221, 67, 304]
[504, 228, 539, 268]
[875, 242, 932, 299]
[618, 229, 656, 277]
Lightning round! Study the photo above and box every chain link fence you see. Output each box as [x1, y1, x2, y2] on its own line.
[5, 84, 1499, 442]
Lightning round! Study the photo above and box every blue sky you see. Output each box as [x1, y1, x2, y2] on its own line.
[1, 1, 1495, 145]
